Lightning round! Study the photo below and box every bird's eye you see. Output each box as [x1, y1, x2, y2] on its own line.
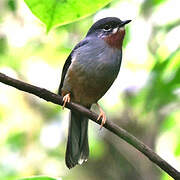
[103, 25, 112, 31]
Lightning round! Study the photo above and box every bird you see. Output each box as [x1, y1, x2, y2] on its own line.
[58, 17, 131, 169]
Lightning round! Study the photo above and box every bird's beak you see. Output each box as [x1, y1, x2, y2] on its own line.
[121, 20, 132, 26]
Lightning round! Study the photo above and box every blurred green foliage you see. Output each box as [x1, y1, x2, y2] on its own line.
[7, 0, 17, 12]
[20, 176, 58, 180]
[0, 0, 180, 180]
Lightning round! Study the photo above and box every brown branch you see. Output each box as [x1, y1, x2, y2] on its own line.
[0, 72, 180, 179]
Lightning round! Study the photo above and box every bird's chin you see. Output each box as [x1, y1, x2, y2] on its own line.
[118, 27, 125, 32]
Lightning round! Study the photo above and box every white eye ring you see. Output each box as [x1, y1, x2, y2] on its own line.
[103, 28, 112, 32]
[103, 25, 112, 31]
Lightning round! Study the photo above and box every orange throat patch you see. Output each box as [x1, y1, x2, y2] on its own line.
[103, 28, 125, 49]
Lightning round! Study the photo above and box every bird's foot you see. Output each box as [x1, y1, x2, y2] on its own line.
[96, 103, 106, 129]
[62, 93, 71, 109]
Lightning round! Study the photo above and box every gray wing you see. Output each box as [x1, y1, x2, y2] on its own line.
[58, 39, 89, 95]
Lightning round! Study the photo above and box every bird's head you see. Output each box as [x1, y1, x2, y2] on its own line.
[86, 17, 131, 49]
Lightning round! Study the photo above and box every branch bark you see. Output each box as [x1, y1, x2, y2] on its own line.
[0, 72, 180, 179]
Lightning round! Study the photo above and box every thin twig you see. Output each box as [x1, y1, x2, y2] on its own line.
[0, 72, 180, 179]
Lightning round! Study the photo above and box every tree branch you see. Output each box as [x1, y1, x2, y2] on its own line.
[0, 72, 179, 179]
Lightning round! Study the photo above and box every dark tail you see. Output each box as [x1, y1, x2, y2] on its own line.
[65, 110, 89, 169]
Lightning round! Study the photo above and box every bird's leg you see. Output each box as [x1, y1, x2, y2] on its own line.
[96, 103, 106, 129]
[62, 93, 71, 109]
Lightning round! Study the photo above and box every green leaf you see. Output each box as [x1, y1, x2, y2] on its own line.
[20, 176, 60, 180]
[24, 0, 112, 32]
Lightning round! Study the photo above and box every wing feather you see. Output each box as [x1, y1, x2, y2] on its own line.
[58, 39, 89, 95]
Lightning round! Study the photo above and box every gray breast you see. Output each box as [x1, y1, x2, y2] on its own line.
[63, 38, 122, 106]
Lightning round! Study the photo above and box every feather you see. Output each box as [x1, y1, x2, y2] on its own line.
[58, 39, 89, 95]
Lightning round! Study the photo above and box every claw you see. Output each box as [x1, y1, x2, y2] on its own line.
[97, 111, 106, 129]
[96, 103, 107, 129]
[62, 93, 70, 109]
